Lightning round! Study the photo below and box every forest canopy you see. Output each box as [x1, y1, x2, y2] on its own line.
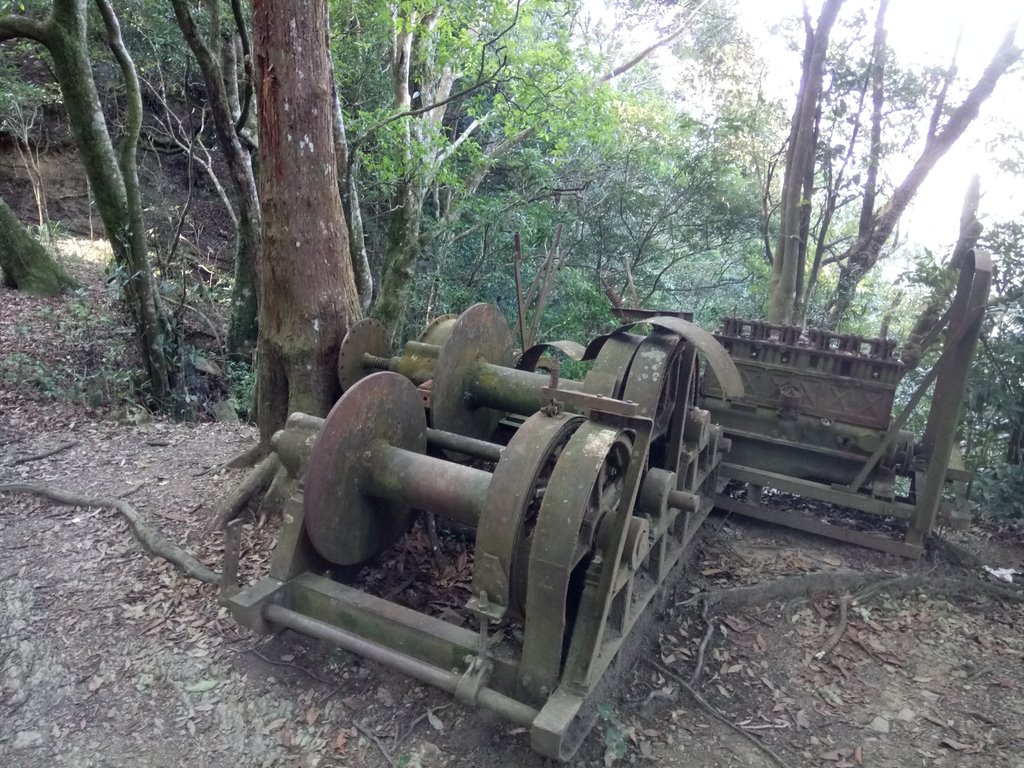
[0, 0, 1021, 512]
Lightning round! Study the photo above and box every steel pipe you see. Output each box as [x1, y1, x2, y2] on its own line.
[365, 445, 491, 527]
[264, 603, 539, 727]
[426, 428, 504, 462]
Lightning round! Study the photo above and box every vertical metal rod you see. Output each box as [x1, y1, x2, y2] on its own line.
[221, 519, 243, 598]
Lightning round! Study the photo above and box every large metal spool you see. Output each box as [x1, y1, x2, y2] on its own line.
[336, 305, 742, 481]
[304, 373, 641, 633]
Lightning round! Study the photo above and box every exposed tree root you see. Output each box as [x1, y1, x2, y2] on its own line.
[211, 453, 280, 530]
[690, 601, 715, 686]
[0, 482, 219, 584]
[698, 568, 1024, 614]
[353, 720, 396, 768]
[700, 569, 893, 612]
[649, 660, 793, 768]
[10, 441, 79, 465]
[814, 595, 849, 661]
[225, 443, 267, 470]
[930, 533, 986, 570]
[195, 443, 267, 477]
[255, 464, 291, 527]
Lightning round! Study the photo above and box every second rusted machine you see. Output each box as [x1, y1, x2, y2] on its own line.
[700, 251, 992, 556]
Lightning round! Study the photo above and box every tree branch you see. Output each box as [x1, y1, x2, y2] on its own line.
[354, 65, 507, 147]
[229, 0, 253, 132]
[599, 0, 713, 83]
[94, 0, 142, 186]
[0, 14, 49, 44]
[927, 29, 961, 144]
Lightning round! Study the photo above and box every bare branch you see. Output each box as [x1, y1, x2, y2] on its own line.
[927, 28, 962, 144]
[599, 0, 713, 83]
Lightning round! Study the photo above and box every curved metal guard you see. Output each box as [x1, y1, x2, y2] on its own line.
[516, 340, 586, 371]
[584, 316, 744, 400]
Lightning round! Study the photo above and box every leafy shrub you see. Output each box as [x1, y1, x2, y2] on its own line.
[972, 462, 1024, 519]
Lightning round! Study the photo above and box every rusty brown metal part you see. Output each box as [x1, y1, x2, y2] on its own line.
[586, 316, 744, 400]
[304, 373, 426, 564]
[516, 341, 586, 371]
[430, 303, 516, 439]
[519, 423, 633, 703]
[702, 251, 992, 554]
[473, 411, 584, 621]
[337, 317, 389, 391]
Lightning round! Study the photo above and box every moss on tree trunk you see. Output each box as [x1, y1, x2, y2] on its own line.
[1, 0, 175, 403]
[0, 195, 76, 296]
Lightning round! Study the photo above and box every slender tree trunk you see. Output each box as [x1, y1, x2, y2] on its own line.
[1008, 418, 1024, 466]
[0, 195, 76, 295]
[326, 21, 372, 312]
[2, 0, 177, 402]
[768, 0, 843, 325]
[900, 176, 982, 370]
[252, 0, 362, 444]
[169, 0, 261, 362]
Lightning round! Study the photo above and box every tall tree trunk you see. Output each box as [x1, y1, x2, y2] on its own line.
[0, 195, 76, 295]
[767, 0, 843, 325]
[325, 17, 372, 312]
[252, 0, 362, 444]
[169, 0, 261, 363]
[900, 176, 982, 370]
[826, 24, 1021, 327]
[1008, 418, 1024, 466]
[0, 0, 175, 402]
[797, 0, 889, 326]
[373, 174, 426, 341]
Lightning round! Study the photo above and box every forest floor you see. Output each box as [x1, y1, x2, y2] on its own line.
[3, 248, 1024, 768]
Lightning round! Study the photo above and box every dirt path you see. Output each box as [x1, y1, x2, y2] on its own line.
[3, 261, 1024, 768]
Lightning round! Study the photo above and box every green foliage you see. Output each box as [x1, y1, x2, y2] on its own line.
[596, 702, 632, 766]
[973, 463, 1024, 519]
[226, 358, 254, 420]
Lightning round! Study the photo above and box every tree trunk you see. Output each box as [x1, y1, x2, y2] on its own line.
[95, 0, 174, 402]
[767, 0, 843, 325]
[372, 173, 426, 341]
[252, 0, 362, 444]
[0, 195, 76, 295]
[327, 31, 372, 312]
[169, 0, 261, 363]
[900, 176, 982, 370]
[0, 0, 175, 402]
[1008, 418, 1024, 466]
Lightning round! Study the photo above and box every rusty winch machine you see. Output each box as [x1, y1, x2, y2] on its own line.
[223, 304, 744, 759]
[222, 252, 988, 758]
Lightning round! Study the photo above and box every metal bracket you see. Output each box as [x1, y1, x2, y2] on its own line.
[456, 591, 496, 706]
